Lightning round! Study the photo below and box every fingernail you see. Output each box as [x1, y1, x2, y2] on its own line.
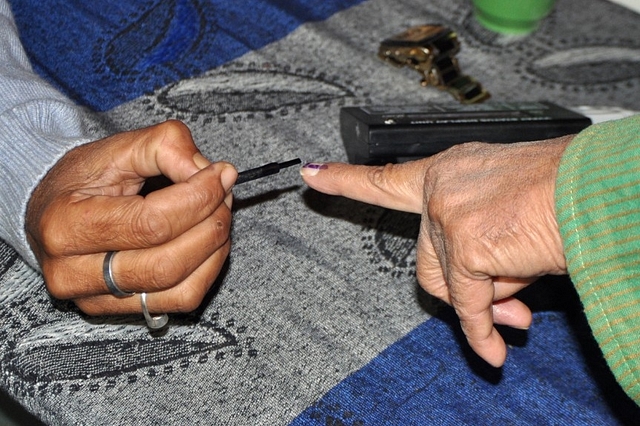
[193, 152, 211, 170]
[220, 163, 238, 192]
[300, 162, 328, 177]
[224, 192, 233, 209]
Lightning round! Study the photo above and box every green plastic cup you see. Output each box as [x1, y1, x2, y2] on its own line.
[472, 0, 556, 34]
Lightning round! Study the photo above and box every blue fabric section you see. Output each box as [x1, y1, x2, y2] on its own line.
[8, 0, 365, 111]
[291, 307, 640, 425]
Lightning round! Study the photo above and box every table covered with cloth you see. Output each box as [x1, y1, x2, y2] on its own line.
[2, 0, 640, 424]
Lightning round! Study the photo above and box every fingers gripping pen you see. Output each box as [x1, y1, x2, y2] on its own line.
[140, 158, 302, 195]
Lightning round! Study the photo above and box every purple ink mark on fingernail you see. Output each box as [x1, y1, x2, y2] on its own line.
[303, 162, 328, 170]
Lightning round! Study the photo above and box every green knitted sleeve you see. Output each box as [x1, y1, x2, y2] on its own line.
[555, 115, 640, 405]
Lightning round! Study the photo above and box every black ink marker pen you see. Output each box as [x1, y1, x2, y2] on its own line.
[236, 158, 302, 185]
[139, 158, 302, 196]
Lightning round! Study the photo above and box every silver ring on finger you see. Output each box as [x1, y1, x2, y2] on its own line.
[140, 292, 169, 330]
[103, 251, 135, 298]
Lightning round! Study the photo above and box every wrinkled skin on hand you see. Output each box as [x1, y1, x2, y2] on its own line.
[26, 120, 237, 316]
[301, 136, 571, 367]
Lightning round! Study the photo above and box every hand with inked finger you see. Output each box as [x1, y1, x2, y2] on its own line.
[26, 120, 237, 328]
[301, 136, 572, 367]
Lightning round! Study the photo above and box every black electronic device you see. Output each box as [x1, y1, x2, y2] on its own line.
[340, 101, 592, 164]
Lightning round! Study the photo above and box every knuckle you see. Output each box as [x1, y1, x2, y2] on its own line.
[366, 164, 395, 193]
[416, 271, 447, 300]
[423, 163, 439, 184]
[174, 287, 206, 313]
[195, 186, 222, 213]
[36, 208, 70, 257]
[134, 208, 174, 246]
[146, 252, 188, 290]
[158, 119, 189, 135]
[42, 263, 76, 300]
[176, 185, 224, 225]
[178, 295, 204, 313]
[44, 279, 71, 300]
[458, 247, 484, 272]
[156, 120, 193, 148]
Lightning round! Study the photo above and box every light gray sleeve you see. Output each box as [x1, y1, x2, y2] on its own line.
[0, 0, 98, 269]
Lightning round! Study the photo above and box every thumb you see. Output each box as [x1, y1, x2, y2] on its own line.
[300, 160, 429, 213]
